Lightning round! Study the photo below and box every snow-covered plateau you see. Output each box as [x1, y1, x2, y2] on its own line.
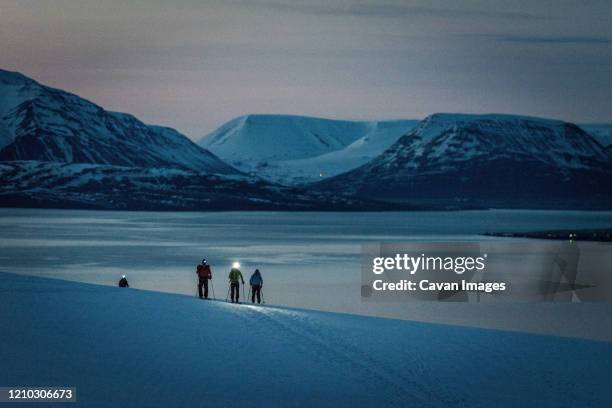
[199, 114, 419, 185]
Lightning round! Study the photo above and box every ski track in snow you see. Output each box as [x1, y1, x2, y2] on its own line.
[233, 305, 443, 407]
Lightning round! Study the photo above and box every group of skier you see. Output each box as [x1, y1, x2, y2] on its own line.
[118, 258, 265, 304]
[197, 258, 264, 304]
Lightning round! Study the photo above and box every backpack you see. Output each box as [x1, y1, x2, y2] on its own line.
[250, 272, 262, 286]
[197, 264, 211, 279]
[229, 268, 242, 283]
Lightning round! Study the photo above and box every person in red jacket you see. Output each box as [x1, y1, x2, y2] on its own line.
[196, 259, 212, 299]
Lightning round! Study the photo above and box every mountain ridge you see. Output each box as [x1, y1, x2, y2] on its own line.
[0, 69, 235, 174]
[579, 123, 612, 149]
[0, 70, 417, 211]
[2, 68, 612, 210]
[314, 113, 612, 209]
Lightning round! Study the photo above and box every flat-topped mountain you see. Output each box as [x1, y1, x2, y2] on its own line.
[315, 113, 612, 209]
[199, 114, 418, 185]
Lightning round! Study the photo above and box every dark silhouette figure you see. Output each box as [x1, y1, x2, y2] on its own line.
[249, 269, 263, 304]
[118, 275, 129, 288]
[197, 259, 213, 299]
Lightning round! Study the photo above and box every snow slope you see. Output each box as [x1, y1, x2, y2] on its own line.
[0, 69, 235, 174]
[199, 115, 418, 185]
[0, 272, 610, 407]
[580, 124, 612, 149]
[317, 113, 612, 209]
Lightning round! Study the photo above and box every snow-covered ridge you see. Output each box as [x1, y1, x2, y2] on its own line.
[385, 113, 611, 171]
[316, 113, 612, 208]
[580, 124, 612, 148]
[199, 114, 418, 185]
[0, 69, 236, 174]
[422, 112, 566, 126]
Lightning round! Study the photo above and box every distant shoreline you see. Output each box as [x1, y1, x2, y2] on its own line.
[2, 205, 612, 213]
[484, 228, 612, 242]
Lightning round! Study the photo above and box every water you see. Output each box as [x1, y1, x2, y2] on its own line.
[1, 208, 611, 340]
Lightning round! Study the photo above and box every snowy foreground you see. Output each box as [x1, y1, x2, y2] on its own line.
[1, 272, 610, 408]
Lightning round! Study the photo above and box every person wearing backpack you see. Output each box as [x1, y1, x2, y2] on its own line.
[249, 269, 263, 304]
[228, 263, 244, 303]
[196, 259, 212, 299]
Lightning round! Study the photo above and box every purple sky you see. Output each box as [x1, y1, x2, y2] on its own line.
[1, 0, 611, 139]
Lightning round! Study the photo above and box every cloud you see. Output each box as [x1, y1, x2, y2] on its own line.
[493, 35, 612, 45]
[226, 0, 543, 20]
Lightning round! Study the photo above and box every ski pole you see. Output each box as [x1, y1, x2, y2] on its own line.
[248, 285, 251, 303]
[211, 279, 216, 300]
[226, 284, 231, 302]
[261, 287, 265, 304]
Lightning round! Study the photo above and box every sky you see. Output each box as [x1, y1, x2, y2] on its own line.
[0, 0, 611, 139]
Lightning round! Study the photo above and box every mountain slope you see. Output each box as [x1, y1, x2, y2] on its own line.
[0, 70, 423, 211]
[200, 114, 371, 162]
[0, 161, 411, 211]
[199, 114, 418, 184]
[580, 124, 612, 149]
[316, 113, 612, 209]
[0, 69, 235, 174]
[2, 272, 610, 407]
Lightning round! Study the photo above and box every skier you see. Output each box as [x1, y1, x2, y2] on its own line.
[249, 269, 263, 304]
[196, 259, 213, 299]
[228, 262, 244, 303]
[118, 275, 129, 288]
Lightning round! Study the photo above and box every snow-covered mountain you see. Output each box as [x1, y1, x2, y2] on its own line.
[199, 114, 418, 185]
[4, 69, 610, 210]
[0, 69, 235, 174]
[316, 113, 612, 209]
[580, 124, 612, 149]
[0, 70, 416, 211]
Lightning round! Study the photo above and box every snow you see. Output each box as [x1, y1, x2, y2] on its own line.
[580, 124, 612, 147]
[200, 114, 370, 161]
[0, 70, 42, 149]
[199, 114, 418, 185]
[0, 121, 13, 150]
[371, 113, 612, 173]
[312, 113, 612, 207]
[0, 69, 40, 113]
[424, 112, 565, 126]
[199, 113, 612, 186]
[265, 120, 420, 184]
[0, 271, 610, 407]
[0, 69, 236, 175]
